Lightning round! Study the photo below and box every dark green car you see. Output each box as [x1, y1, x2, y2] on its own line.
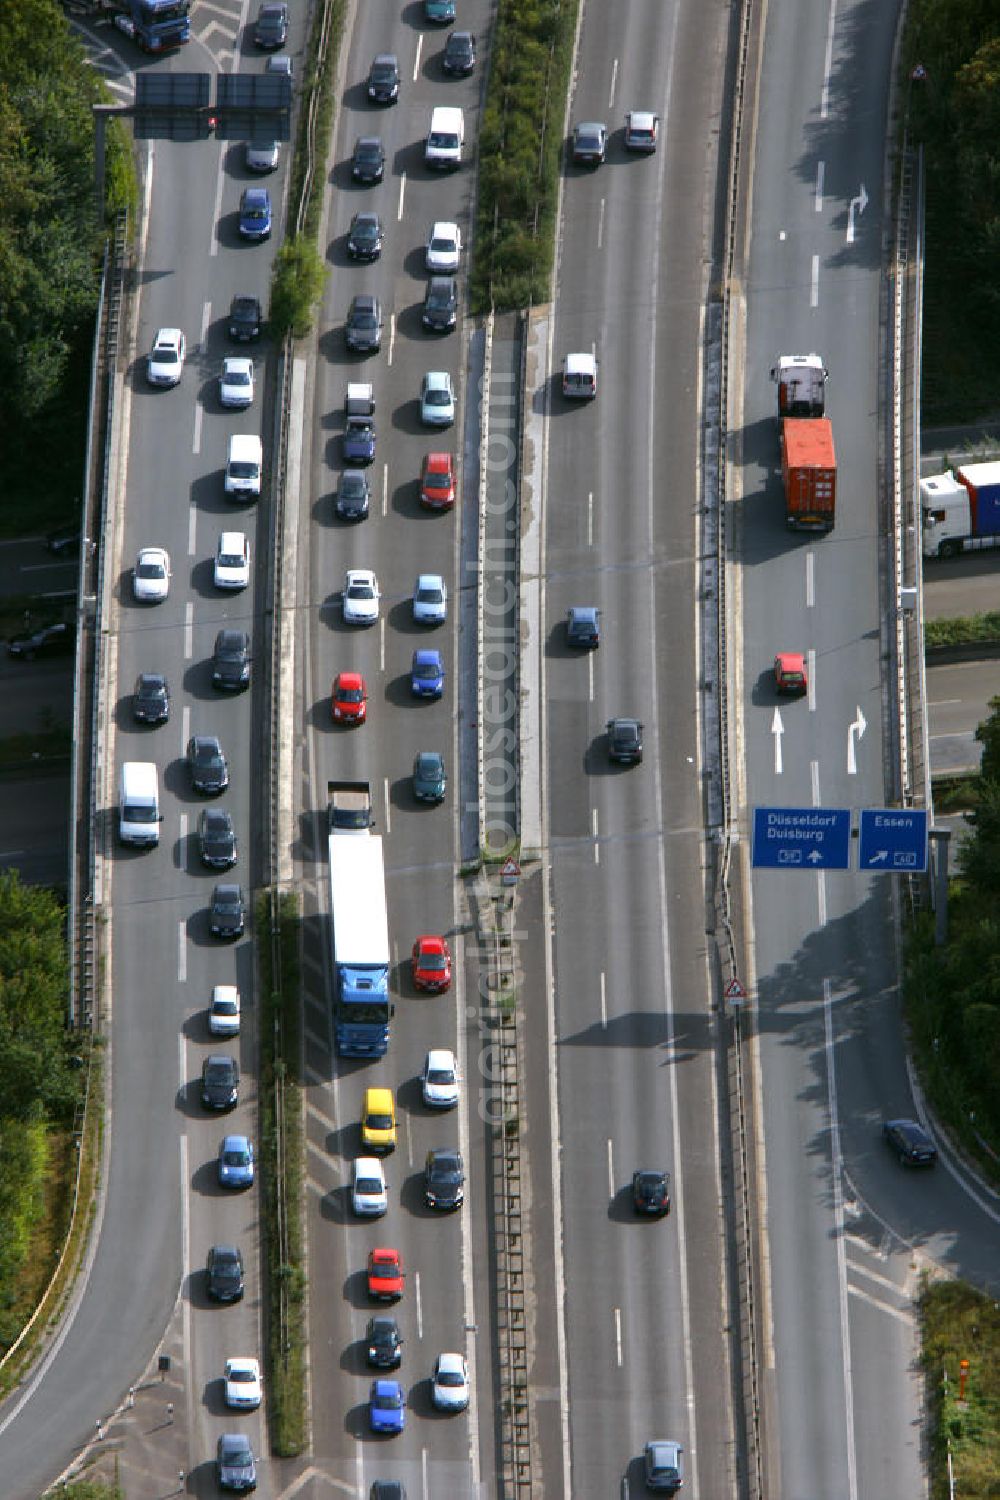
[413, 751, 446, 803]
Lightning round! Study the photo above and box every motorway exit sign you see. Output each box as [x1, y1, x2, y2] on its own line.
[752, 806, 852, 870]
[858, 808, 928, 872]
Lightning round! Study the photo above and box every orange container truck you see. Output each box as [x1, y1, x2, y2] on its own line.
[780, 417, 836, 531]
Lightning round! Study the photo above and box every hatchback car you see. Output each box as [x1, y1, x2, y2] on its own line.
[210, 883, 246, 939]
[214, 531, 251, 589]
[426, 221, 462, 272]
[633, 1168, 671, 1216]
[566, 606, 600, 648]
[219, 357, 255, 408]
[132, 670, 170, 723]
[224, 1357, 262, 1410]
[367, 1247, 405, 1301]
[607, 717, 643, 764]
[420, 371, 456, 426]
[422, 1048, 459, 1108]
[411, 648, 445, 698]
[239, 186, 272, 240]
[202, 1054, 240, 1110]
[424, 0, 455, 20]
[431, 1351, 469, 1411]
[624, 109, 660, 152]
[146, 327, 186, 386]
[209, 984, 241, 1036]
[361, 1087, 397, 1153]
[422, 276, 458, 332]
[424, 1148, 464, 1209]
[369, 1379, 406, 1435]
[413, 750, 446, 803]
[774, 651, 807, 695]
[245, 138, 279, 172]
[213, 630, 251, 690]
[352, 135, 386, 182]
[331, 671, 368, 725]
[413, 574, 448, 624]
[412, 934, 452, 992]
[253, 0, 286, 46]
[199, 808, 238, 869]
[352, 1156, 388, 1216]
[188, 735, 229, 794]
[265, 53, 292, 76]
[883, 1118, 937, 1166]
[217, 1432, 257, 1491]
[442, 29, 476, 74]
[348, 211, 384, 261]
[206, 1242, 244, 1301]
[644, 1438, 684, 1492]
[367, 1315, 404, 1369]
[133, 546, 170, 602]
[420, 451, 456, 509]
[367, 54, 400, 104]
[218, 1134, 254, 1188]
[343, 568, 380, 624]
[346, 293, 384, 352]
[229, 294, 262, 341]
[336, 469, 371, 522]
[7, 621, 74, 660]
[343, 413, 376, 464]
[572, 120, 607, 165]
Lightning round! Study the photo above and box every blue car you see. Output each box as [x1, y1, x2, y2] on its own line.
[411, 649, 445, 698]
[218, 1134, 255, 1188]
[369, 1379, 406, 1434]
[239, 187, 271, 241]
[424, 0, 456, 20]
[343, 417, 376, 464]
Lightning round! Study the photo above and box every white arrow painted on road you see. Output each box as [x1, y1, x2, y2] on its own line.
[846, 182, 868, 244]
[847, 705, 867, 774]
[771, 707, 784, 774]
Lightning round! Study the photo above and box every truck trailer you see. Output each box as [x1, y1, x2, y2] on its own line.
[921, 462, 1000, 558]
[780, 417, 836, 531]
[327, 783, 392, 1055]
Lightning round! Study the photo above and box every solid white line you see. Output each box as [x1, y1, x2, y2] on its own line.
[613, 1306, 622, 1367]
[815, 160, 825, 211]
[588, 651, 594, 703]
[178, 813, 188, 872]
[382, 462, 389, 519]
[179, 1131, 190, 1396]
[178, 1031, 186, 1095]
[817, 868, 827, 929]
[608, 58, 619, 110]
[805, 548, 815, 607]
[379, 616, 385, 672]
[600, 970, 607, 1029]
[181, 704, 190, 758]
[397, 174, 406, 222]
[404, 1107, 412, 1169]
[192, 401, 203, 457]
[415, 1270, 423, 1339]
[592, 806, 599, 864]
[811, 254, 820, 307]
[607, 1138, 614, 1200]
[597, 197, 606, 250]
[413, 34, 423, 80]
[808, 648, 816, 712]
[178, 919, 186, 983]
[184, 601, 194, 659]
[388, 311, 396, 367]
[811, 758, 820, 806]
[421, 1447, 429, 1498]
[210, 158, 225, 257]
[188, 501, 197, 555]
[587, 490, 594, 546]
[825, 978, 860, 1500]
[383, 776, 391, 834]
[821, 0, 837, 119]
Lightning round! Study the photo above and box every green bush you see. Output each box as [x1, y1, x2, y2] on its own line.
[921, 1280, 1000, 1499]
[269, 239, 328, 339]
[925, 612, 1000, 649]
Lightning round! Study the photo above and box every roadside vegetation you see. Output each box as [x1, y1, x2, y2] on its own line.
[470, 0, 582, 311]
[925, 611, 1000, 650]
[903, 0, 1000, 422]
[0, 0, 134, 539]
[921, 1280, 1000, 1499]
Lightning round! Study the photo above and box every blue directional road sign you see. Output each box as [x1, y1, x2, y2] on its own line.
[752, 806, 852, 871]
[858, 807, 928, 872]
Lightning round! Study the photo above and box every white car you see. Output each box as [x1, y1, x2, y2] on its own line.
[224, 1356, 262, 1410]
[219, 357, 255, 408]
[425, 220, 462, 273]
[412, 573, 448, 625]
[431, 1351, 469, 1411]
[421, 1048, 459, 1108]
[133, 546, 171, 602]
[146, 327, 186, 387]
[352, 1156, 388, 1216]
[343, 568, 381, 625]
[245, 138, 279, 172]
[214, 531, 251, 590]
[209, 984, 241, 1036]
[420, 371, 456, 427]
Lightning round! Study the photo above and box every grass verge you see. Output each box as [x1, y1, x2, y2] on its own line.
[921, 1279, 1000, 1499]
[256, 891, 307, 1456]
[926, 613, 1000, 650]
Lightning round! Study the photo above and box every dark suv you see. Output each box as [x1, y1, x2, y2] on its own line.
[253, 1, 287, 47]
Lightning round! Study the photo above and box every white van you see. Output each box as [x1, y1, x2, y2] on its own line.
[118, 761, 161, 847]
[562, 351, 598, 399]
[225, 434, 263, 499]
[425, 106, 464, 170]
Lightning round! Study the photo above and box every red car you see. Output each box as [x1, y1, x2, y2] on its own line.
[411, 934, 452, 993]
[773, 652, 807, 696]
[368, 1246, 405, 1300]
[420, 452, 456, 511]
[331, 670, 368, 724]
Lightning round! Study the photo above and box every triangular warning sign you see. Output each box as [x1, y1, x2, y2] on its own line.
[501, 857, 521, 879]
[724, 977, 747, 1001]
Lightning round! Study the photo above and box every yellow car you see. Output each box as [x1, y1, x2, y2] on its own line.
[361, 1087, 397, 1153]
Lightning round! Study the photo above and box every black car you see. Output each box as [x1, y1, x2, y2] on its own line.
[607, 717, 643, 764]
[632, 1169, 671, 1216]
[367, 54, 400, 104]
[210, 884, 246, 940]
[206, 1242, 245, 1302]
[132, 671, 170, 724]
[421, 275, 457, 332]
[571, 120, 608, 166]
[212, 629, 251, 691]
[366, 1315, 404, 1369]
[46, 524, 81, 556]
[883, 1118, 937, 1167]
[424, 1147, 464, 1209]
[253, 0, 287, 47]
[229, 294, 262, 341]
[347, 211, 384, 261]
[202, 1054, 240, 1110]
[336, 470, 371, 522]
[566, 606, 600, 648]
[442, 30, 475, 75]
[7, 620, 74, 660]
[352, 135, 385, 183]
[187, 735, 229, 794]
[199, 807, 238, 868]
[346, 294, 383, 353]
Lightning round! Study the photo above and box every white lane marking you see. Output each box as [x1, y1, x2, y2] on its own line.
[397, 174, 406, 222]
[815, 160, 825, 211]
[927, 698, 961, 708]
[383, 776, 391, 835]
[200, 300, 211, 344]
[771, 707, 784, 774]
[587, 490, 594, 546]
[808, 649, 816, 712]
[413, 34, 423, 79]
[404, 1107, 412, 1169]
[608, 57, 618, 110]
[415, 1270, 423, 1339]
[388, 311, 396, 367]
[588, 651, 594, 704]
[597, 197, 606, 250]
[592, 807, 599, 864]
[181, 704, 190, 758]
[184, 601, 194, 659]
[817, 867, 827, 929]
[825, 978, 860, 1500]
[613, 1306, 622, 1367]
[607, 1138, 615, 1200]
[188, 501, 197, 555]
[382, 462, 389, 518]
[847, 1283, 914, 1326]
[422, 1448, 428, 1497]
[806, 548, 815, 607]
[178, 1031, 186, 1094]
[179, 813, 188, 872]
[210, 159, 225, 257]
[192, 400, 203, 456]
[847, 705, 867, 774]
[811, 758, 820, 806]
[600, 970, 607, 1029]
[178, 920, 186, 983]
[811, 254, 820, 306]
[379, 616, 385, 673]
[180, 1131, 190, 1396]
[821, 0, 837, 119]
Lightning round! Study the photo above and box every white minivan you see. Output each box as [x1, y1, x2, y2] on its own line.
[425, 106, 464, 170]
[225, 434, 263, 499]
[118, 761, 161, 847]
